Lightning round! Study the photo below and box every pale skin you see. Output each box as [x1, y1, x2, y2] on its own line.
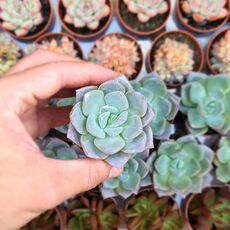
[0, 50, 123, 230]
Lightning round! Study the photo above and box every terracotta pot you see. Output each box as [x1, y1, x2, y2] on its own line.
[58, 0, 113, 39]
[147, 30, 204, 88]
[35, 32, 84, 60]
[88, 32, 144, 80]
[0, 0, 54, 41]
[176, 0, 229, 33]
[116, 0, 171, 36]
[206, 27, 230, 75]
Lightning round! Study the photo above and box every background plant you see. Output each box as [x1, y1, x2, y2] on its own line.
[0, 0, 44, 36]
[181, 72, 230, 136]
[132, 73, 180, 140]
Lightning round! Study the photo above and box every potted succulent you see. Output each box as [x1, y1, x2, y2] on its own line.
[0, 0, 54, 40]
[58, 0, 113, 39]
[125, 190, 185, 230]
[147, 135, 214, 197]
[66, 192, 120, 230]
[88, 33, 143, 79]
[35, 32, 84, 59]
[180, 72, 230, 136]
[176, 0, 229, 33]
[206, 27, 230, 77]
[185, 187, 230, 230]
[0, 34, 23, 76]
[116, 0, 171, 36]
[147, 30, 203, 87]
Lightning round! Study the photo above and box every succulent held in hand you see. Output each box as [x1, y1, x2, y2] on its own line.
[211, 30, 230, 76]
[126, 191, 184, 230]
[181, 72, 230, 136]
[148, 135, 214, 197]
[101, 150, 151, 199]
[214, 137, 230, 183]
[89, 35, 141, 78]
[181, 0, 228, 24]
[188, 187, 230, 230]
[123, 0, 169, 23]
[0, 34, 22, 75]
[154, 38, 194, 83]
[0, 0, 44, 37]
[62, 0, 110, 30]
[67, 76, 154, 168]
[67, 192, 119, 230]
[132, 72, 180, 140]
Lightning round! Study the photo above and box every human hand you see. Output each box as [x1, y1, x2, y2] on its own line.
[0, 50, 123, 229]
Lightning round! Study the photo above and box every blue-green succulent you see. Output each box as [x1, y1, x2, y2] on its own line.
[67, 76, 154, 168]
[132, 72, 180, 140]
[181, 72, 230, 136]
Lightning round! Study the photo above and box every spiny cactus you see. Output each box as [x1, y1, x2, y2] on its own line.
[0, 0, 44, 37]
[211, 30, 230, 76]
[67, 76, 154, 168]
[126, 191, 184, 230]
[0, 34, 21, 75]
[123, 0, 169, 23]
[101, 150, 151, 199]
[154, 38, 194, 83]
[214, 137, 230, 183]
[188, 187, 230, 230]
[181, 72, 230, 136]
[62, 0, 110, 30]
[181, 0, 228, 24]
[89, 35, 140, 78]
[132, 73, 180, 140]
[148, 135, 214, 197]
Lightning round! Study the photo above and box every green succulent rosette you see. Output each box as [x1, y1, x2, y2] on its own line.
[148, 135, 214, 197]
[215, 137, 230, 183]
[100, 150, 151, 199]
[181, 72, 230, 136]
[132, 72, 180, 140]
[67, 76, 154, 168]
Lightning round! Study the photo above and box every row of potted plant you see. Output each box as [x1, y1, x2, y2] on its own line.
[0, 0, 229, 40]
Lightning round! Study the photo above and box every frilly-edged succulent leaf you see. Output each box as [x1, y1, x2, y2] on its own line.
[100, 151, 151, 199]
[131, 72, 180, 140]
[215, 137, 230, 183]
[68, 76, 154, 168]
[148, 135, 214, 197]
[181, 72, 230, 136]
[37, 137, 83, 160]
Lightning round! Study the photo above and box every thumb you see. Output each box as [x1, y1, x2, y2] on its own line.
[44, 158, 123, 206]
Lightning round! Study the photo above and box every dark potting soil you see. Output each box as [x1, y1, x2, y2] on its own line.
[178, 0, 228, 31]
[59, 0, 111, 36]
[118, 0, 170, 33]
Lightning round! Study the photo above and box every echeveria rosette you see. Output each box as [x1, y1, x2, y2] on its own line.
[181, 72, 230, 136]
[100, 150, 151, 199]
[214, 137, 230, 183]
[132, 72, 180, 140]
[148, 135, 214, 197]
[67, 76, 154, 168]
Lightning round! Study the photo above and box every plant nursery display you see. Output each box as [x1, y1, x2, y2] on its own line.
[67, 192, 120, 230]
[186, 187, 230, 230]
[147, 31, 203, 86]
[0, 34, 22, 75]
[207, 28, 230, 76]
[116, 0, 171, 36]
[177, 0, 229, 33]
[88, 33, 143, 79]
[58, 0, 113, 39]
[181, 72, 230, 136]
[125, 191, 185, 230]
[0, 0, 53, 40]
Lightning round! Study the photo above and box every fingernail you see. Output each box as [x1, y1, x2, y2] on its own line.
[108, 167, 123, 179]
